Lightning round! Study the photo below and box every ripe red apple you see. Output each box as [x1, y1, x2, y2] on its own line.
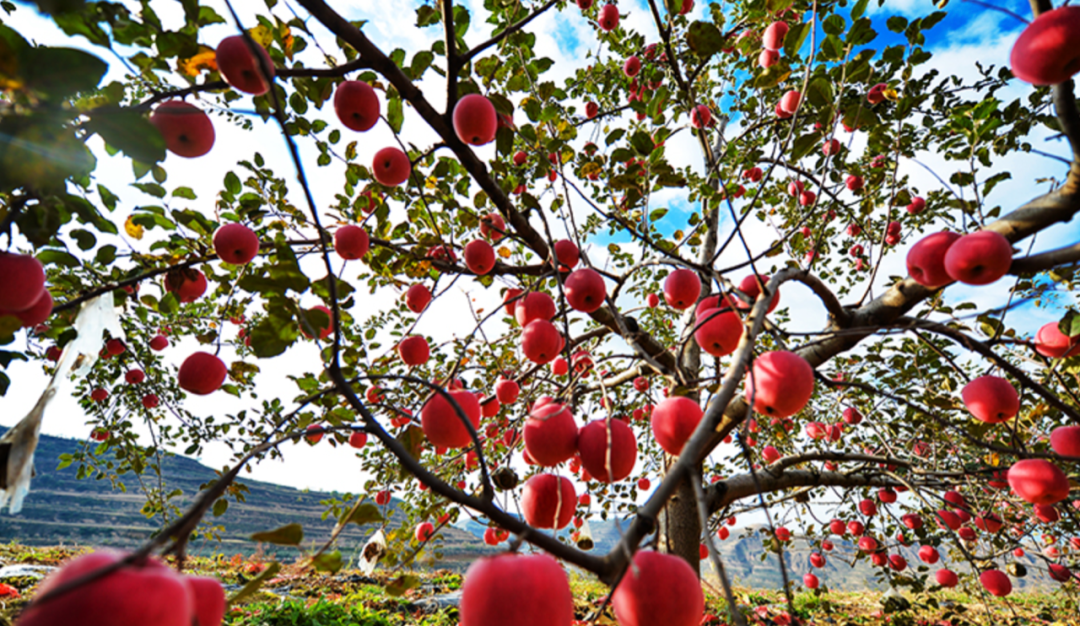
[809, 552, 825, 568]
[694, 308, 742, 357]
[334, 225, 370, 260]
[521, 473, 576, 529]
[663, 269, 701, 309]
[690, 104, 711, 129]
[906, 231, 961, 288]
[734, 273, 780, 312]
[213, 223, 259, 265]
[842, 407, 862, 425]
[961, 375, 1019, 423]
[334, 80, 380, 132]
[420, 388, 481, 449]
[515, 291, 556, 325]
[1048, 563, 1072, 583]
[521, 319, 562, 364]
[585, 101, 599, 118]
[464, 239, 496, 275]
[453, 94, 498, 146]
[405, 283, 431, 313]
[186, 576, 225, 626]
[918, 545, 939, 564]
[1, 289, 52, 328]
[598, 3, 619, 31]
[166, 269, 208, 303]
[398, 335, 430, 366]
[375, 490, 391, 505]
[1008, 459, 1070, 505]
[822, 138, 841, 156]
[745, 350, 814, 418]
[867, 83, 887, 104]
[372, 147, 412, 187]
[141, 394, 159, 409]
[1035, 503, 1060, 523]
[758, 49, 779, 68]
[150, 335, 169, 351]
[623, 55, 641, 77]
[829, 519, 846, 535]
[878, 488, 896, 503]
[149, 101, 216, 158]
[859, 499, 877, 517]
[857, 536, 877, 552]
[300, 305, 333, 340]
[480, 212, 507, 242]
[415, 521, 434, 542]
[349, 431, 367, 449]
[775, 102, 792, 119]
[18, 550, 194, 626]
[980, 569, 1011, 597]
[90, 388, 108, 402]
[553, 239, 579, 270]
[848, 520, 865, 536]
[125, 369, 145, 384]
[650, 396, 702, 455]
[802, 572, 819, 589]
[846, 175, 864, 191]
[178, 352, 227, 395]
[612, 551, 704, 626]
[762, 445, 780, 464]
[578, 418, 637, 482]
[779, 89, 802, 114]
[943, 231, 1013, 285]
[551, 357, 568, 377]
[1009, 6, 1080, 85]
[495, 378, 520, 404]
[907, 196, 926, 214]
[975, 512, 1003, 533]
[935, 569, 958, 588]
[762, 21, 788, 50]
[1035, 321, 1080, 358]
[460, 553, 573, 626]
[888, 554, 907, 572]
[216, 35, 274, 95]
[1050, 425, 1080, 456]
[525, 399, 579, 466]
[564, 268, 606, 312]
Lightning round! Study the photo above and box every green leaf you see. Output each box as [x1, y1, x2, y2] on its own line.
[386, 574, 421, 597]
[312, 551, 343, 573]
[1060, 311, 1080, 339]
[36, 249, 80, 268]
[630, 131, 655, 156]
[784, 22, 811, 58]
[686, 21, 724, 57]
[249, 313, 300, 358]
[85, 108, 166, 164]
[71, 229, 96, 251]
[212, 498, 229, 517]
[224, 171, 242, 196]
[24, 47, 107, 99]
[227, 562, 281, 607]
[887, 16, 909, 33]
[396, 425, 424, 479]
[790, 132, 823, 161]
[820, 34, 845, 61]
[341, 502, 384, 526]
[806, 78, 834, 108]
[822, 15, 846, 36]
[172, 186, 197, 200]
[852, 0, 870, 20]
[251, 523, 303, 546]
[387, 96, 404, 134]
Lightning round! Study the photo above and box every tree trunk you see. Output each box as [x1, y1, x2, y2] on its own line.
[657, 460, 703, 576]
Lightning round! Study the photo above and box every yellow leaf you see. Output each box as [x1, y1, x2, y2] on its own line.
[425, 176, 437, 189]
[986, 453, 1000, 467]
[248, 25, 274, 48]
[178, 46, 217, 77]
[497, 246, 511, 259]
[275, 17, 294, 60]
[124, 215, 144, 240]
[884, 88, 900, 101]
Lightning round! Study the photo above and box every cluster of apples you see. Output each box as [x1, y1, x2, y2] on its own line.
[0, 252, 52, 330]
[906, 228, 1013, 288]
[758, 21, 789, 69]
[460, 548, 704, 626]
[18, 549, 225, 626]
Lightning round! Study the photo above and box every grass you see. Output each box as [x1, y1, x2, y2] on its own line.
[0, 543, 1074, 626]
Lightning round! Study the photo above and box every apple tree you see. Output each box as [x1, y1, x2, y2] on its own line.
[2, 0, 1080, 624]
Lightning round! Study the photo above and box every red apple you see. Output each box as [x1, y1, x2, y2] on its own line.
[165, 269, 208, 303]
[779, 89, 802, 114]
[846, 175, 864, 191]
[90, 388, 108, 402]
[758, 49, 779, 68]
[349, 431, 367, 449]
[907, 196, 926, 214]
[690, 104, 711, 129]
[141, 394, 159, 409]
[577, 418, 637, 482]
[585, 101, 599, 118]
[878, 489, 896, 503]
[460, 553, 573, 626]
[178, 352, 227, 395]
[762, 22, 788, 50]
[598, 4, 619, 31]
[414, 521, 434, 542]
[553, 239, 579, 270]
[480, 212, 506, 241]
[943, 231, 1013, 285]
[216, 36, 274, 95]
[961, 375, 1019, 423]
[1008, 459, 1070, 505]
[464, 239, 496, 275]
[334, 80, 380, 132]
[150, 335, 169, 351]
[829, 519, 846, 535]
[857, 536, 877, 552]
[694, 308, 742, 357]
[1035, 503, 1060, 523]
[1050, 425, 1080, 456]
[867, 83, 887, 104]
[762, 445, 780, 464]
[334, 225, 370, 260]
[802, 572, 819, 589]
[551, 357, 568, 377]
[647, 293, 659, 307]
[663, 269, 701, 309]
[149, 101, 216, 158]
[372, 147, 411, 187]
[1, 289, 52, 327]
[421, 389, 481, 449]
[495, 378, 520, 404]
[980, 569, 1011, 597]
[809, 552, 825, 568]
[1035, 321, 1080, 358]
[859, 499, 877, 517]
[843, 407, 862, 425]
[1009, 6, 1080, 85]
[822, 138, 841, 156]
[612, 551, 704, 626]
[375, 490, 391, 505]
[405, 283, 432, 313]
[300, 305, 333, 340]
[918, 545, 939, 564]
[213, 223, 259, 265]
[745, 350, 814, 418]
[515, 291, 556, 325]
[650, 396, 703, 455]
[453, 94, 498, 146]
[18, 550, 194, 626]
[521, 319, 562, 364]
[848, 520, 865, 536]
[125, 369, 145, 384]
[734, 273, 780, 312]
[524, 399, 579, 466]
[775, 102, 792, 119]
[623, 55, 641, 77]
[889, 554, 907, 572]
[398, 335, 430, 366]
[186, 576, 225, 626]
[935, 569, 958, 588]
[564, 268, 606, 312]
[906, 231, 961, 288]
[521, 473, 576, 529]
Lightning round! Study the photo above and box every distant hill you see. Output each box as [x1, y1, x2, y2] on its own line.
[0, 431, 1057, 589]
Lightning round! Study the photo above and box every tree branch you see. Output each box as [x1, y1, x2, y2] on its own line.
[461, 0, 559, 64]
